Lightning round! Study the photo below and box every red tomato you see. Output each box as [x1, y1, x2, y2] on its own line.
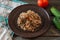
[37, 0, 48, 8]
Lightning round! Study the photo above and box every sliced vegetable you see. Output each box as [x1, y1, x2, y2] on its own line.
[53, 17, 60, 30]
[50, 7, 60, 17]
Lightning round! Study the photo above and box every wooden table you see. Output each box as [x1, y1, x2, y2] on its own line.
[13, 0, 60, 40]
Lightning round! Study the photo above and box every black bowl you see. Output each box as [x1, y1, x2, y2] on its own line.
[8, 4, 50, 38]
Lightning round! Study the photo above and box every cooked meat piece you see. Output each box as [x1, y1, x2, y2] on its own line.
[17, 10, 42, 32]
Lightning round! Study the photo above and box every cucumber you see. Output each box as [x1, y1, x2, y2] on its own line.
[50, 7, 60, 17]
[50, 7, 60, 30]
[53, 17, 60, 30]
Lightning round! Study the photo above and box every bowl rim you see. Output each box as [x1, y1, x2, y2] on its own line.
[8, 4, 50, 38]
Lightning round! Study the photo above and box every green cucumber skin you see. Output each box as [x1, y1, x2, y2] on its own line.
[53, 18, 60, 30]
[50, 7, 60, 17]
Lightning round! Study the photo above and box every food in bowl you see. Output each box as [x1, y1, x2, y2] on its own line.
[17, 10, 42, 32]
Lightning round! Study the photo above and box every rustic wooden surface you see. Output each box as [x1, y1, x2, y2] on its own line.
[13, 0, 60, 40]
[43, 0, 60, 36]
